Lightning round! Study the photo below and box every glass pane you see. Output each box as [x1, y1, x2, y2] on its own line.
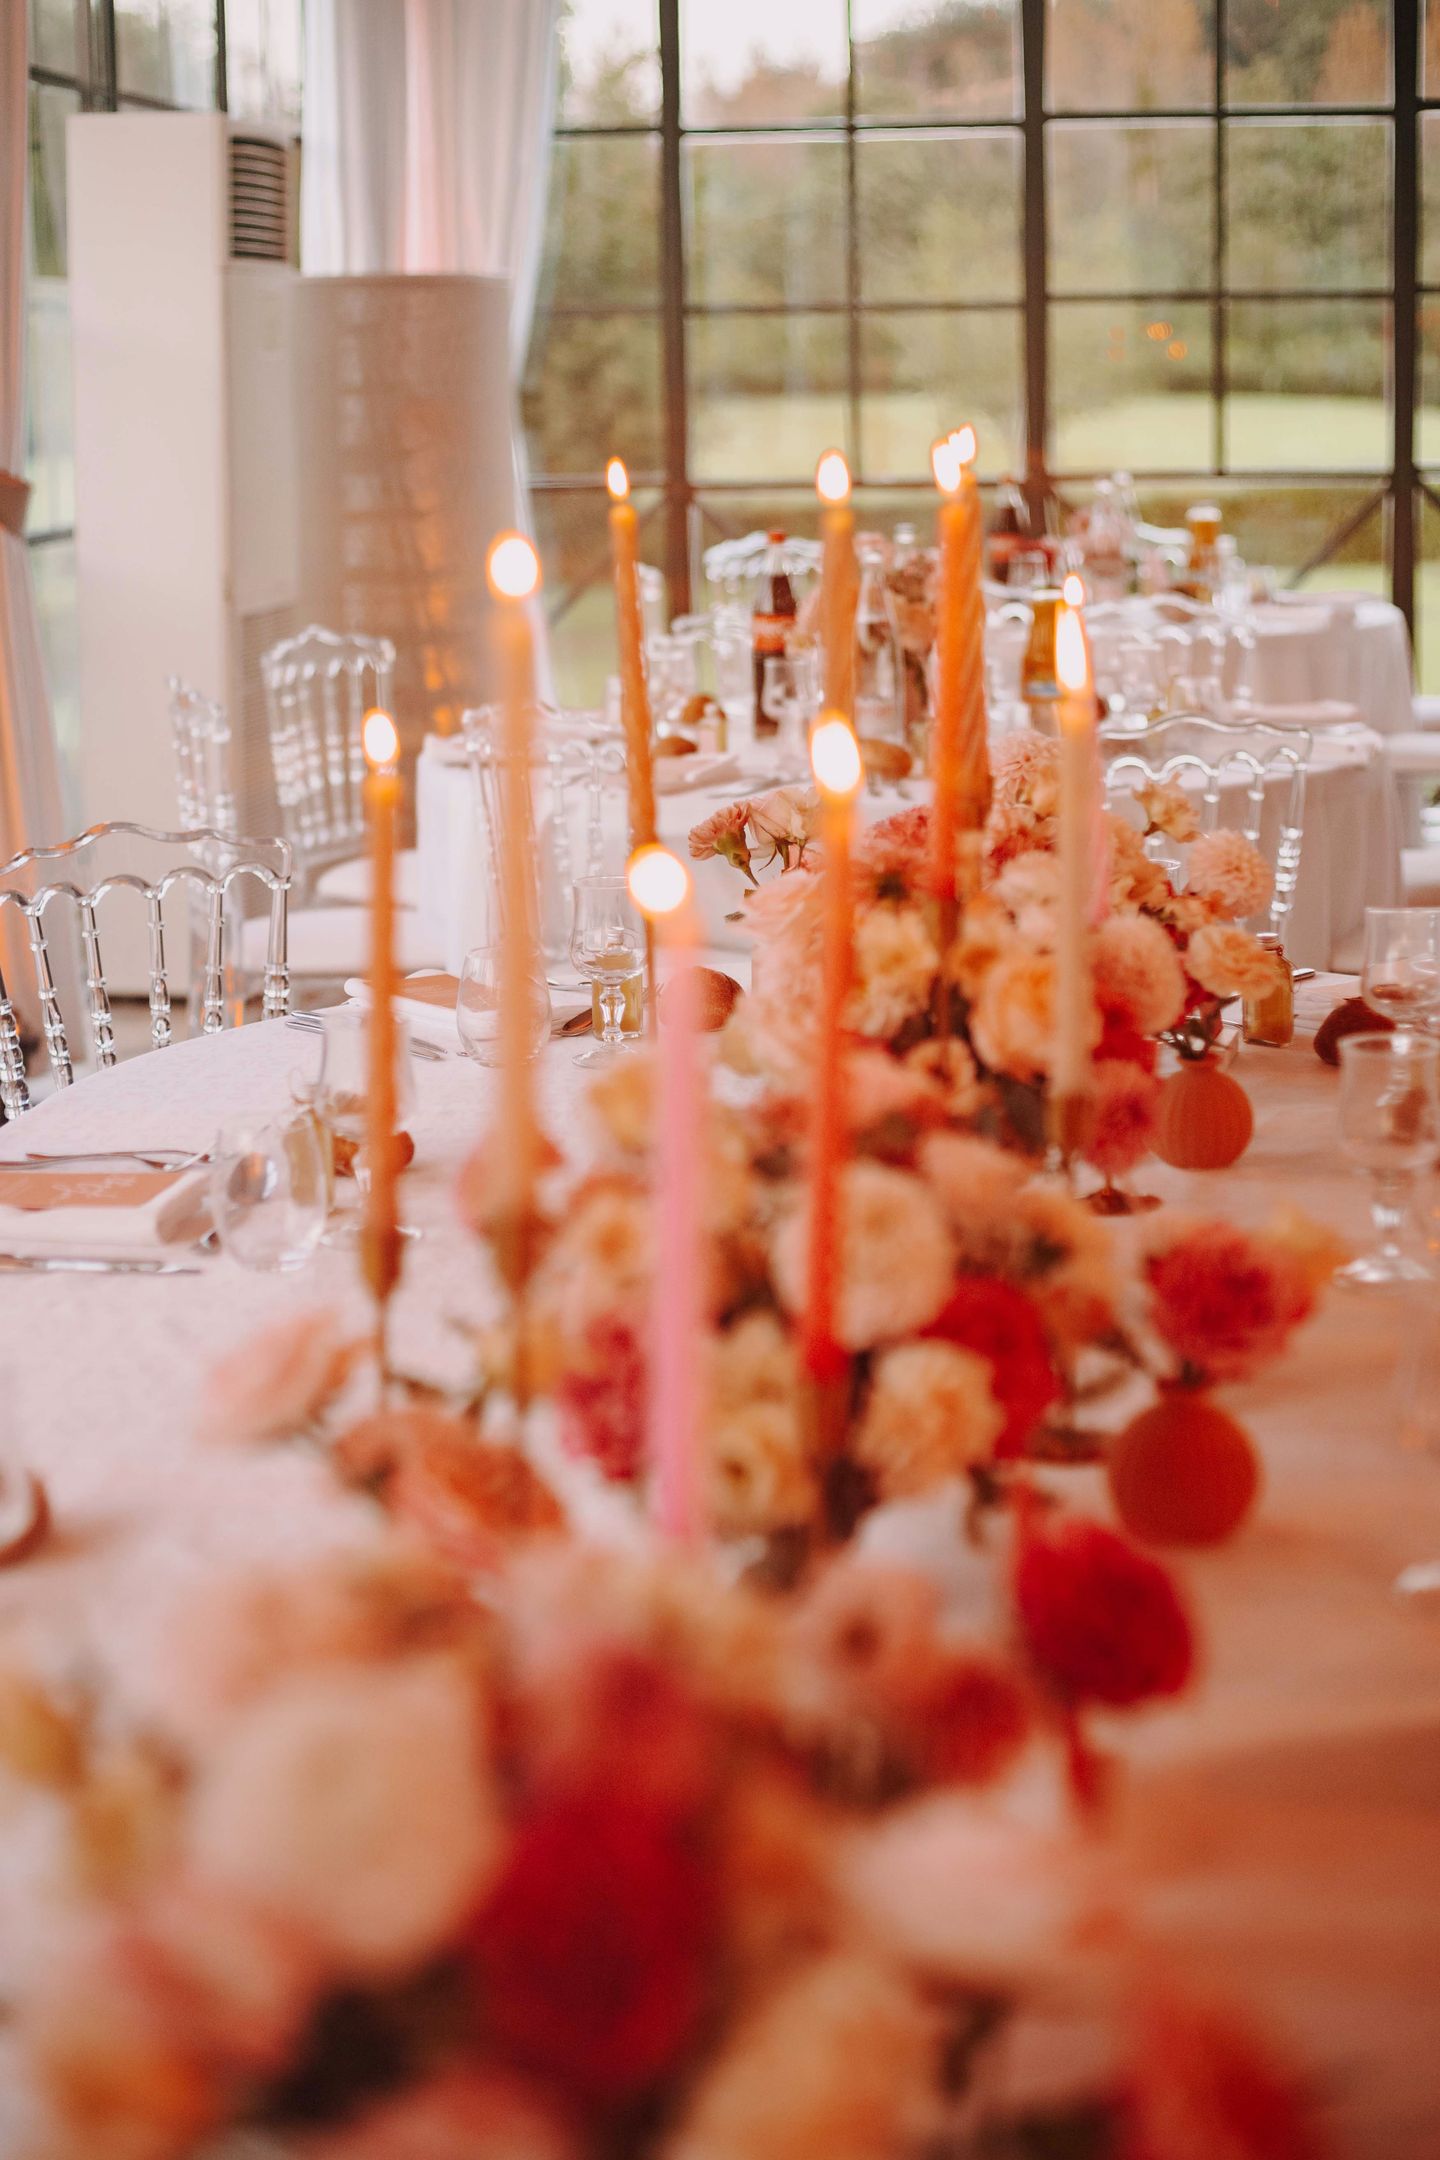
[559, 0, 660, 125]
[1051, 301, 1212, 472]
[1423, 113, 1440, 289]
[537, 136, 660, 312]
[115, 0, 217, 106]
[1226, 121, 1389, 294]
[689, 314, 850, 485]
[859, 310, 1023, 481]
[31, 0, 83, 78]
[1417, 301, 1440, 465]
[1419, 490, 1440, 695]
[1049, 122, 1213, 296]
[853, 0, 1020, 121]
[1048, 0, 1214, 114]
[29, 82, 76, 280]
[857, 132, 1021, 306]
[26, 280, 73, 532]
[1429, 0, 1440, 98]
[522, 315, 663, 480]
[680, 0, 847, 124]
[1226, 301, 1389, 471]
[225, 0, 303, 127]
[532, 488, 663, 707]
[1226, 0, 1388, 108]
[1141, 480, 1385, 596]
[31, 538, 82, 819]
[686, 138, 846, 309]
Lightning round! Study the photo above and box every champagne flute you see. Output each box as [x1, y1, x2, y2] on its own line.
[1360, 907, 1440, 1034]
[316, 1008, 418, 1245]
[569, 875, 645, 1067]
[1335, 1032, 1440, 1287]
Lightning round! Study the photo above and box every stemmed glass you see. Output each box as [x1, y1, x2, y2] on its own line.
[209, 1113, 328, 1273]
[760, 654, 818, 774]
[315, 1009, 418, 1245]
[456, 944, 552, 1066]
[1361, 907, 1440, 1035]
[1335, 1032, 1440, 1287]
[569, 875, 645, 1067]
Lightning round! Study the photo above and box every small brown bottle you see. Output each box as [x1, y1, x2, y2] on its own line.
[752, 532, 798, 735]
[1243, 932, 1294, 1047]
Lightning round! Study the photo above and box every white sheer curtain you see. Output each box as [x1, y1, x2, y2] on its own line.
[0, 4, 69, 1023]
[302, 0, 560, 376]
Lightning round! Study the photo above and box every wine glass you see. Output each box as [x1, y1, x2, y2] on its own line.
[1335, 1032, 1440, 1287]
[760, 655, 817, 774]
[569, 876, 645, 1068]
[209, 1113, 328, 1273]
[456, 944, 553, 1066]
[316, 1008, 418, 1244]
[1360, 908, 1440, 1034]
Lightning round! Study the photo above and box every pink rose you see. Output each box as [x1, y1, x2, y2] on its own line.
[200, 1309, 361, 1444]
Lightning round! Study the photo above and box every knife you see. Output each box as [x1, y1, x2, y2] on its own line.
[0, 1253, 203, 1276]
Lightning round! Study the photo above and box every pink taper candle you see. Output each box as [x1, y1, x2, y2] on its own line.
[1054, 579, 1099, 1104]
[627, 844, 703, 1542]
[929, 425, 989, 906]
[816, 450, 856, 723]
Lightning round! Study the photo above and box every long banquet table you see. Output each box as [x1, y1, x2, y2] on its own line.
[0, 982, 1438, 2155]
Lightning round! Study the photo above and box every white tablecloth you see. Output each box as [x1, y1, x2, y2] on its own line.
[1247, 596, 1415, 737]
[0, 993, 1438, 2153]
[417, 731, 1402, 974]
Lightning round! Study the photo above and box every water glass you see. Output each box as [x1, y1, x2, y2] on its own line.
[210, 1113, 328, 1273]
[1336, 1032, 1440, 1287]
[569, 875, 646, 1067]
[315, 1009, 420, 1246]
[456, 944, 553, 1067]
[1361, 907, 1440, 1034]
[760, 654, 818, 771]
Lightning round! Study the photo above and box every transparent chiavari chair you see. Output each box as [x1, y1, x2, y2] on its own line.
[0, 824, 290, 1119]
[1101, 713, 1312, 942]
[457, 705, 627, 959]
[169, 678, 238, 836]
[260, 625, 396, 888]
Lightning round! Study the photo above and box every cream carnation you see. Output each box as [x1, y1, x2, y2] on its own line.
[748, 787, 820, 864]
[993, 850, 1062, 944]
[845, 906, 938, 1040]
[854, 1343, 1003, 1499]
[189, 1657, 498, 1982]
[1011, 1182, 1117, 1346]
[844, 1046, 945, 1137]
[1186, 921, 1278, 998]
[971, 948, 1100, 1083]
[917, 1130, 1029, 1233]
[1185, 828, 1273, 921]
[708, 1403, 817, 1539]
[1134, 778, 1199, 843]
[1090, 913, 1186, 1035]
[771, 1160, 953, 1350]
[536, 1181, 653, 1336]
[992, 730, 1061, 814]
[201, 1310, 360, 1445]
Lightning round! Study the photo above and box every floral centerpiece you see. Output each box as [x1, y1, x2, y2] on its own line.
[0, 1524, 1330, 2160]
[691, 732, 1281, 1193]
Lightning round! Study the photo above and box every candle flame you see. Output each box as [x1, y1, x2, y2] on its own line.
[362, 708, 400, 769]
[1062, 571, 1086, 608]
[627, 844, 690, 920]
[949, 423, 978, 465]
[931, 437, 963, 494]
[1056, 605, 1091, 696]
[606, 457, 630, 502]
[810, 714, 863, 799]
[815, 449, 851, 506]
[487, 533, 541, 601]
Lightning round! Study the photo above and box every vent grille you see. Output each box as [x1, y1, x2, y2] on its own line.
[229, 135, 290, 263]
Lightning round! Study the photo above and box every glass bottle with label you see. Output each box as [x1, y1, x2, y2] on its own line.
[1020, 586, 1063, 730]
[1184, 503, 1223, 605]
[1243, 933, 1295, 1047]
[752, 531, 798, 736]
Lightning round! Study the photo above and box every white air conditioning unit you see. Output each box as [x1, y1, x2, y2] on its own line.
[68, 112, 302, 889]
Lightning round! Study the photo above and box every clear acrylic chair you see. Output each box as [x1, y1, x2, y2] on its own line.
[457, 704, 626, 959]
[169, 678, 238, 836]
[0, 823, 290, 1119]
[260, 625, 396, 888]
[1101, 713, 1312, 942]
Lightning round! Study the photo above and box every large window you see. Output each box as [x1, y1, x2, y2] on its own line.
[24, 0, 301, 810]
[529, 0, 1435, 700]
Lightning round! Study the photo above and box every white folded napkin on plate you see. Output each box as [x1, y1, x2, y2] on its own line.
[0, 1165, 209, 1258]
[342, 973, 590, 1051]
[652, 752, 744, 797]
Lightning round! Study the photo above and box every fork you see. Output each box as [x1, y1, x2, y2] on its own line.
[284, 1013, 451, 1062]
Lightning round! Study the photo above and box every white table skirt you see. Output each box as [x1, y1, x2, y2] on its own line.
[417, 731, 1403, 975]
[0, 993, 1438, 2153]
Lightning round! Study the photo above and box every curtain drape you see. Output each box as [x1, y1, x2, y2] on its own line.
[301, 0, 560, 373]
[0, 4, 70, 1025]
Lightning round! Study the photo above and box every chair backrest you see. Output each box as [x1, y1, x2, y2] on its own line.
[1100, 713, 1312, 941]
[168, 677, 238, 837]
[457, 705, 626, 955]
[260, 625, 396, 870]
[0, 824, 290, 1118]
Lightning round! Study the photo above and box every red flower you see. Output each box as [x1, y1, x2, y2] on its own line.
[1096, 1019, 1158, 1074]
[467, 1793, 714, 2106]
[1014, 1515, 1195, 1709]
[1118, 1986, 1328, 2160]
[557, 1319, 647, 1482]
[925, 1278, 1062, 1457]
[917, 1654, 1031, 1786]
[1144, 1223, 1313, 1384]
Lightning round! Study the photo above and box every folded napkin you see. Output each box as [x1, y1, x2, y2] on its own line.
[652, 752, 744, 797]
[0, 1166, 209, 1258]
[342, 972, 590, 1051]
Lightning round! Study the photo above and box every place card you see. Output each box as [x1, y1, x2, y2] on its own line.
[0, 1168, 188, 1214]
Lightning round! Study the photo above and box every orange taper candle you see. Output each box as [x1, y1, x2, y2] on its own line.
[928, 426, 989, 907]
[803, 714, 863, 1390]
[361, 708, 403, 1330]
[816, 450, 857, 723]
[1054, 577, 1099, 1105]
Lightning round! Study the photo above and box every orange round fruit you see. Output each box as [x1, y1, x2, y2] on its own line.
[1107, 1391, 1260, 1547]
